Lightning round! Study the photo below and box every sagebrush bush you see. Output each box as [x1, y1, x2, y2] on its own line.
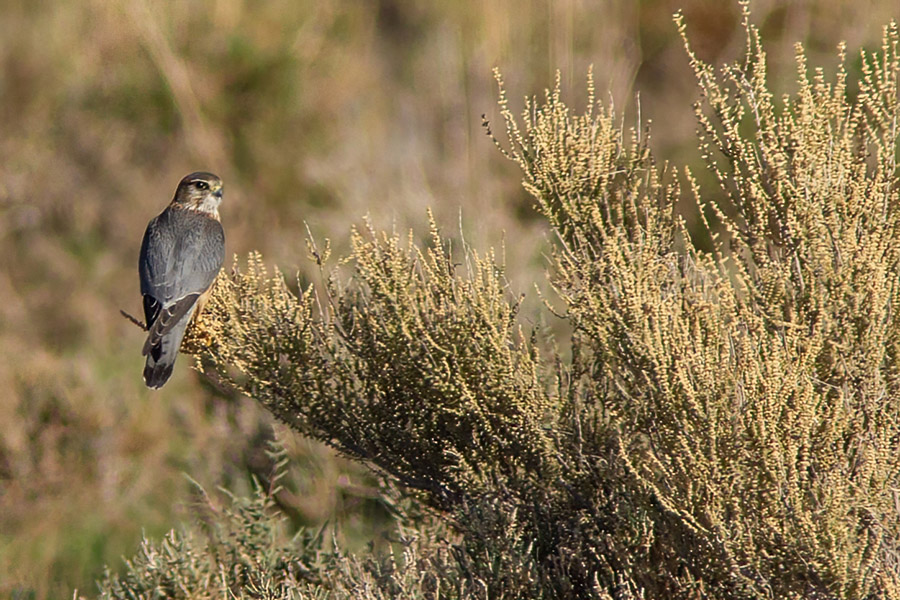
[92, 9, 900, 600]
[89, 464, 464, 599]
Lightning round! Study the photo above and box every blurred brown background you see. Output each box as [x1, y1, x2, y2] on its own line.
[0, 0, 896, 597]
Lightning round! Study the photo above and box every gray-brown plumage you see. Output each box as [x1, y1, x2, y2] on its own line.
[139, 172, 225, 389]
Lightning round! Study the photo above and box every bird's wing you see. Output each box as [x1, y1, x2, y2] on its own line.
[139, 208, 225, 342]
[141, 293, 202, 355]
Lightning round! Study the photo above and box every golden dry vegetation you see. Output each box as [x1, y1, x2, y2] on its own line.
[1, 1, 899, 598]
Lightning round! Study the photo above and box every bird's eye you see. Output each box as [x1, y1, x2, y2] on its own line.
[194, 181, 210, 191]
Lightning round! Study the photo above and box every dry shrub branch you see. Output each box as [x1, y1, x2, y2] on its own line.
[198, 216, 555, 512]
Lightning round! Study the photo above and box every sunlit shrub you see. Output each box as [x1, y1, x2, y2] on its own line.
[92, 11, 900, 599]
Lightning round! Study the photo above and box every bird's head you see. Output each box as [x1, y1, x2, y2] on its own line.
[172, 172, 224, 217]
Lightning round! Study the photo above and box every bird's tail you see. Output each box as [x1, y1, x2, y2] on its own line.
[143, 318, 191, 389]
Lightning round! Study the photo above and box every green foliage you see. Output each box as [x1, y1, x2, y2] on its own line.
[93, 11, 900, 600]
[88, 476, 459, 600]
[94, 488, 323, 599]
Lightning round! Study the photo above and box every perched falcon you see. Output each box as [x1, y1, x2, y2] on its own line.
[139, 171, 225, 389]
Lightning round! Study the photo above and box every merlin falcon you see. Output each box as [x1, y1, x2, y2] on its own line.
[139, 172, 225, 389]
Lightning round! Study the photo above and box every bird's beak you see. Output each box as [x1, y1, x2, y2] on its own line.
[213, 187, 224, 199]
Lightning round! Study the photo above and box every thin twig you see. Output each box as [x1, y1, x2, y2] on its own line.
[120, 309, 148, 331]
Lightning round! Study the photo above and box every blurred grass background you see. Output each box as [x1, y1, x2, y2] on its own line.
[0, 0, 896, 597]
